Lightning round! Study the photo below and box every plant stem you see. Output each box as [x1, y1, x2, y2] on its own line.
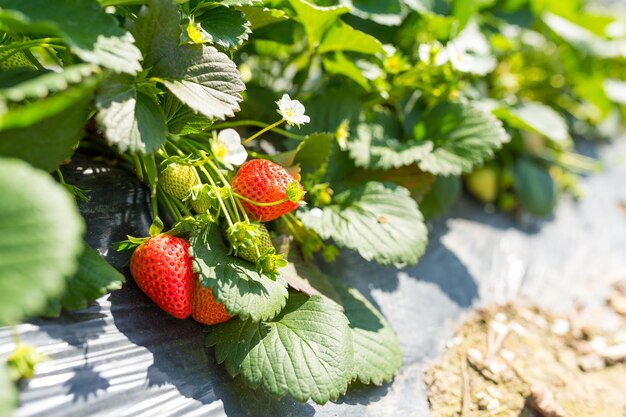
[242, 119, 285, 145]
[198, 165, 234, 227]
[131, 153, 144, 182]
[157, 186, 182, 222]
[211, 120, 305, 141]
[201, 156, 242, 223]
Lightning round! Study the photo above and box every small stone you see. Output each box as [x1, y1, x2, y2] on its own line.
[551, 319, 570, 336]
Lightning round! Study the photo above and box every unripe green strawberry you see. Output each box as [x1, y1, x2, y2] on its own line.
[465, 165, 499, 204]
[130, 234, 194, 319]
[191, 279, 231, 325]
[160, 163, 199, 200]
[0, 50, 33, 70]
[232, 159, 304, 221]
[237, 224, 273, 263]
[190, 192, 211, 213]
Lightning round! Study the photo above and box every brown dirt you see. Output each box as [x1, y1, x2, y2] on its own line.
[425, 286, 626, 417]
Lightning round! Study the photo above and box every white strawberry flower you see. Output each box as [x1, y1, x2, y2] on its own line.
[276, 94, 310, 127]
[211, 129, 247, 168]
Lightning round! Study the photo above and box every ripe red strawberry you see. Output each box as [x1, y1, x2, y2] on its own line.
[191, 280, 231, 325]
[231, 159, 304, 221]
[160, 163, 198, 200]
[130, 234, 193, 319]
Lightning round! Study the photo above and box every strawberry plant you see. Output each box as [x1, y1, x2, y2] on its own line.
[0, 0, 624, 413]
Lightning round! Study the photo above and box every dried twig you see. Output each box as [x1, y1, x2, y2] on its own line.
[461, 352, 470, 417]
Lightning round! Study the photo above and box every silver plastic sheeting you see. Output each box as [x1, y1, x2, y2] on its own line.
[1, 138, 625, 417]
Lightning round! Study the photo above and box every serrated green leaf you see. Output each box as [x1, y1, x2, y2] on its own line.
[318, 20, 385, 55]
[0, 64, 100, 102]
[0, 363, 16, 417]
[46, 244, 125, 315]
[95, 74, 167, 154]
[348, 110, 433, 170]
[333, 283, 401, 384]
[238, 6, 287, 30]
[415, 102, 510, 176]
[197, 6, 251, 50]
[513, 158, 556, 217]
[133, 0, 244, 120]
[0, 158, 84, 325]
[0, 0, 142, 74]
[299, 182, 428, 267]
[206, 293, 353, 404]
[163, 94, 213, 135]
[0, 89, 92, 171]
[190, 222, 288, 321]
[495, 102, 570, 146]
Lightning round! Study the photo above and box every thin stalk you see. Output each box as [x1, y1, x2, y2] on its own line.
[157, 186, 182, 222]
[202, 156, 241, 223]
[211, 120, 305, 141]
[0, 37, 64, 52]
[131, 153, 144, 182]
[198, 165, 234, 227]
[242, 119, 285, 145]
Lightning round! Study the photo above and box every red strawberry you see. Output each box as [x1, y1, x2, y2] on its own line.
[191, 280, 231, 325]
[130, 234, 193, 319]
[232, 159, 304, 221]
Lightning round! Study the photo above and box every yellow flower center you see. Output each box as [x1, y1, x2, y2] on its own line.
[212, 142, 228, 161]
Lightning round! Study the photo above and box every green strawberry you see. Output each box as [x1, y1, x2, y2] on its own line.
[160, 163, 198, 200]
[237, 224, 274, 263]
[226, 222, 286, 277]
[190, 192, 212, 213]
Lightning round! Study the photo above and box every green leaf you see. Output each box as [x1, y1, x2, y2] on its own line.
[0, 64, 100, 102]
[513, 158, 556, 217]
[333, 283, 401, 384]
[299, 87, 361, 135]
[189, 222, 288, 321]
[206, 293, 353, 404]
[340, 0, 404, 26]
[348, 110, 433, 170]
[495, 102, 570, 146]
[0, 89, 92, 172]
[318, 20, 385, 55]
[287, 0, 349, 49]
[299, 182, 428, 267]
[0, 363, 16, 417]
[415, 102, 510, 176]
[47, 244, 125, 315]
[95, 74, 167, 154]
[0, 158, 84, 325]
[132, 0, 244, 120]
[238, 6, 287, 30]
[163, 94, 213, 135]
[0, 0, 142, 74]
[322, 52, 370, 90]
[420, 175, 461, 219]
[292, 133, 333, 175]
[197, 6, 251, 50]
[452, 0, 475, 34]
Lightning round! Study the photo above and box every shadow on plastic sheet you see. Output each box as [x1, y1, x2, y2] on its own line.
[108, 279, 316, 417]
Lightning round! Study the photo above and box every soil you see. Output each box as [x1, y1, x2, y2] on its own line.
[425, 282, 626, 417]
